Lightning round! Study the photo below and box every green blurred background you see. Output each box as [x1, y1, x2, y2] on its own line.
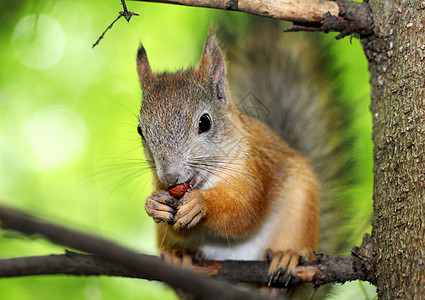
[0, 0, 374, 299]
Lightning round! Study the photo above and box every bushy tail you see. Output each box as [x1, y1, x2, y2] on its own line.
[218, 16, 354, 255]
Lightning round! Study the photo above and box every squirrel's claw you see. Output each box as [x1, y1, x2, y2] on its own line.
[173, 190, 206, 231]
[266, 249, 300, 287]
[145, 191, 177, 224]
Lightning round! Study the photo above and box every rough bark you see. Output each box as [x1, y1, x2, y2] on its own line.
[362, 0, 425, 298]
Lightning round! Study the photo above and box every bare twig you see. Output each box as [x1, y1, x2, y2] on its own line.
[0, 205, 266, 300]
[119, 0, 140, 21]
[92, 0, 139, 48]
[132, 0, 373, 38]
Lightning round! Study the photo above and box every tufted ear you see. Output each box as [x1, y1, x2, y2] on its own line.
[136, 44, 152, 85]
[197, 34, 227, 105]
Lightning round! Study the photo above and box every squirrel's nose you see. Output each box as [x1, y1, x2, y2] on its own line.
[163, 173, 179, 185]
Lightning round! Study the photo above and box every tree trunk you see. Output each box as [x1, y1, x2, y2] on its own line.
[363, 0, 425, 298]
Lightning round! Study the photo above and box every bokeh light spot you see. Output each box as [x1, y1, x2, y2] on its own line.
[25, 105, 88, 169]
[12, 14, 66, 70]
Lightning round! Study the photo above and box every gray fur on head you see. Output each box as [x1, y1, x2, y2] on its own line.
[136, 35, 238, 187]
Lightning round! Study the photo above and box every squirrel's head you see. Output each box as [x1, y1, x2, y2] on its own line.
[137, 34, 239, 188]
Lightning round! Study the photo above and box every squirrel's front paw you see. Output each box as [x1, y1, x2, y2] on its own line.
[173, 190, 207, 231]
[145, 191, 178, 224]
[266, 249, 301, 287]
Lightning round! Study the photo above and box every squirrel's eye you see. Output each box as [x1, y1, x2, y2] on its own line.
[198, 113, 212, 134]
[137, 124, 144, 139]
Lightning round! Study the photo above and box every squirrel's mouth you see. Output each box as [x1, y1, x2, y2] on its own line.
[166, 178, 196, 189]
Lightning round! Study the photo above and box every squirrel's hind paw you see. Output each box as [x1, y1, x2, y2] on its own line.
[161, 249, 194, 270]
[266, 249, 301, 287]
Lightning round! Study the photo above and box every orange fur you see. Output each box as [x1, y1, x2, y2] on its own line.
[154, 112, 319, 259]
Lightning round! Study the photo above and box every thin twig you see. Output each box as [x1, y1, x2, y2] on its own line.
[92, 14, 123, 48]
[92, 0, 139, 48]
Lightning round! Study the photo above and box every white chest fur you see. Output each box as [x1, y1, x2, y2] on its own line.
[199, 206, 280, 261]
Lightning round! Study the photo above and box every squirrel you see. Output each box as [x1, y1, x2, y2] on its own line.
[136, 18, 350, 296]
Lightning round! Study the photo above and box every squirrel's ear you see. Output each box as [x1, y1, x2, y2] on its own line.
[198, 34, 227, 105]
[136, 44, 152, 83]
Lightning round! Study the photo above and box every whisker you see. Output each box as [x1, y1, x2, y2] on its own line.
[188, 163, 235, 185]
[191, 156, 245, 165]
[105, 168, 153, 196]
[187, 165, 249, 198]
[191, 158, 246, 172]
[188, 162, 245, 181]
[223, 222, 233, 258]
[103, 96, 139, 120]
[107, 146, 146, 160]
[158, 225, 168, 250]
[187, 162, 254, 199]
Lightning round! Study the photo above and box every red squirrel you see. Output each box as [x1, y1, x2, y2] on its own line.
[136, 30, 320, 289]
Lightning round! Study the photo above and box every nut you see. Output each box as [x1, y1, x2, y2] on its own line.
[168, 182, 190, 199]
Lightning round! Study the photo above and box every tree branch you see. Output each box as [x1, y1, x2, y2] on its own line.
[0, 238, 375, 288]
[132, 0, 374, 38]
[136, 0, 338, 23]
[0, 204, 375, 290]
[0, 205, 266, 300]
